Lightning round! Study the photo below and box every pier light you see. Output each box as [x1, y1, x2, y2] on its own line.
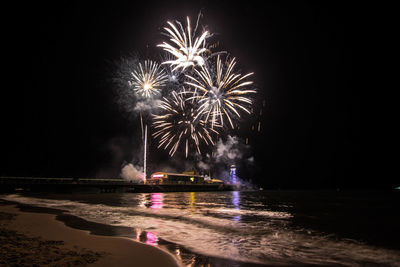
[230, 165, 237, 185]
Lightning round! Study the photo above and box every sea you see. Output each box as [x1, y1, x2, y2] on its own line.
[2, 190, 400, 266]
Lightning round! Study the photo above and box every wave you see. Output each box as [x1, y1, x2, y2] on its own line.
[3, 194, 400, 266]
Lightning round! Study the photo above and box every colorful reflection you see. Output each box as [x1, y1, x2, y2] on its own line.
[146, 231, 158, 246]
[190, 192, 195, 206]
[232, 191, 241, 222]
[150, 193, 164, 210]
[189, 192, 196, 213]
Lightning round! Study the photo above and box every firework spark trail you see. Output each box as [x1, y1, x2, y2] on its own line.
[144, 124, 147, 180]
[158, 16, 209, 71]
[152, 88, 220, 157]
[185, 55, 256, 129]
[124, 59, 168, 180]
[129, 60, 168, 98]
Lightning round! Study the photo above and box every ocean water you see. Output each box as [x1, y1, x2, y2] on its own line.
[2, 190, 400, 266]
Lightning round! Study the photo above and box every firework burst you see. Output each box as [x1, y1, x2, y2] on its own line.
[129, 60, 168, 98]
[152, 88, 220, 157]
[159, 53, 184, 85]
[114, 13, 259, 159]
[158, 16, 209, 71]
[185, 55, 256, 129]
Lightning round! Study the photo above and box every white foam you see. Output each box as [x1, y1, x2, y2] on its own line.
[3, 194, 400, 266]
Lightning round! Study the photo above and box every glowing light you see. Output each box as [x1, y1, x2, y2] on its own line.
[232, 191, 241, 222]
[190, 192, 195, 206]
[150, 193, 163, 210]
[143, 83, 152, 90]
[230, 165, 237, 184]
[152, 174, 164, 178]
[189, 192, 196, 213]
[185, 55, 256, 128]
[129, 60, 168, 98]
[158, 16, 209, 70]
[146, 232, 158, 246]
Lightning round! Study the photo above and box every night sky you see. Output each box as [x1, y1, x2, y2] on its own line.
[1, 1, 370, 189]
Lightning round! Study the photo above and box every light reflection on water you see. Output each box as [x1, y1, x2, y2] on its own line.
[189, 192, 196, 213]
[146, 231, 158, 246]
[146, 193, 163, 246]
[150, 193, 163, 210]
[3, 191, 400, 267]
[139, 191, 244, 255]
[232, 191, 241, 222]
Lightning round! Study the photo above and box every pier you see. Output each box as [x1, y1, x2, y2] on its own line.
[0, 177, 233, 193]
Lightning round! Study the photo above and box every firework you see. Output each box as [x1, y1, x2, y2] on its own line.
[185, 55, 256, 129]
[114, 13, 259, 159]
[159, 53, 184, 85]
[152, 88, 220, 157]
[129, 60, 168, 98]
[158, 16, 209, 71]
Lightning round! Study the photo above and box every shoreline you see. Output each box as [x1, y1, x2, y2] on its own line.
[1, 196, 268, 267]
[0, 201, 181, 267]
[2, 191, 400, 266]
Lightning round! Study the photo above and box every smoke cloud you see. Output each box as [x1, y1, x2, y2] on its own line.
[120, 163, 145, 183]
[134, 98, 163, 113]
[214, 135, 249, 164]
[197, 160, 210, 171]
[195, 135, 251, 174]
[194, 135, 256, 188]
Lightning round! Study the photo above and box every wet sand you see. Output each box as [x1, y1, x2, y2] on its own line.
[0, 203, 181, 267]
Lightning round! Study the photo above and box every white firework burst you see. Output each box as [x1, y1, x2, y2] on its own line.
[185, 55, 256, 129]
[152, 88, 220, 157]
[129, 60, 168, 98]
[158, 16, 209, 71]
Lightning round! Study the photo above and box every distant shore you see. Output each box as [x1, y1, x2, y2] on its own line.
[0, 202, 181, 267]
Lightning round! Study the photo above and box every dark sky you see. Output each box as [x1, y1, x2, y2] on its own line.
[1, 1, 369, 189]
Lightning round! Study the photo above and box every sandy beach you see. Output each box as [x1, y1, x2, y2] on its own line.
[0, 203, 181, 267]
